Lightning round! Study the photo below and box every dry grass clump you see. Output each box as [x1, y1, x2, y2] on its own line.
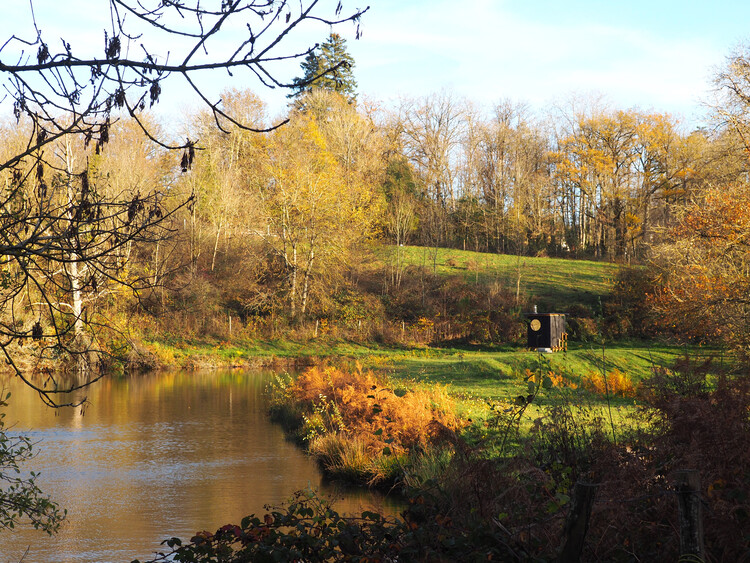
[539, 367, 637, 398]
[444, 257, 460, 268]
[582, 367, 637, 397]
[309, 434, 373, 482]
[271, 365, 465, 486]
[292, 365, 463, 454]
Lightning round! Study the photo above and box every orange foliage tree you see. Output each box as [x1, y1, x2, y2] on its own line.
[649, 182, 750, 347]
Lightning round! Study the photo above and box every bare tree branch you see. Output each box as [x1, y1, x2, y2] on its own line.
[0, 0, 368, 405]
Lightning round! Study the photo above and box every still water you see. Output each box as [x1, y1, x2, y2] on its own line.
[0, 371, 400, 563]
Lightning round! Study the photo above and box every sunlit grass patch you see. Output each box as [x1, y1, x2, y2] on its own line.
[392, 245, 621, 310]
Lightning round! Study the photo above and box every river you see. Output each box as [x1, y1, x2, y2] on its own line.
[0, 370, 401, 563]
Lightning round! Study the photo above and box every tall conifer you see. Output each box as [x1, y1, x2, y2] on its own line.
[289, 33, 357, 103]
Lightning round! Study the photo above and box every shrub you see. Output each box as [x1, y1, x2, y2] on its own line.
[324, 288, 386, 328]
[126, 342, 162, 372]
[602, 266, 666, 339]
[582, 367, 637, 398]
[290, 365, 463, 450]
[372, 265, 527, 345]
[564, 303, 599, 342]
[565, 316, 599, 342]
[137, 487, 532, 563]
[445, 257, 460, 268]
[268, 365, 465, 486]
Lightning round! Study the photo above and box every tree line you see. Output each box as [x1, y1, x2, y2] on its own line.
[5, 29, 750, 362]
[5, 59, 750, 337]
[140, 60, 750, 328]
[391, 94, 748, 262]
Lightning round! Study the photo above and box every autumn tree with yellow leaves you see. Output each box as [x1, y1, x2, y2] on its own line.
[181, 90, 267, 276]
[553, 108, 700, 260]
[259, 104, 382, 319]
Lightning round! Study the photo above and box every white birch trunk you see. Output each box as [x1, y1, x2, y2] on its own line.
[64, 137, 85, 338]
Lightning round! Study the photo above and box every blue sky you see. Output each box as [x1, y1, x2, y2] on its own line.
[4, 1, 750, 129]
[335, 0, 750, 127]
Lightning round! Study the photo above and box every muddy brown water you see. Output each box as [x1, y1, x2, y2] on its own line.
[0, 370, 401, 563]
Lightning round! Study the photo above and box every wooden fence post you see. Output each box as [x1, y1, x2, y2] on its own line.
[558, 481, 599, 563]
[676, 469, 704, 560]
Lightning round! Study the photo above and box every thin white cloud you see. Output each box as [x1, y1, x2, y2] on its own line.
[349, 0, 725, 123]
[0, 0, 738, 128]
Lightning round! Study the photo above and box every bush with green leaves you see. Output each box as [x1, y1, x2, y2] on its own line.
[0, 392, 65, 534]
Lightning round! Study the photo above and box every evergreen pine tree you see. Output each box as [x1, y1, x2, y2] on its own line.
[289, 33, 357, 103]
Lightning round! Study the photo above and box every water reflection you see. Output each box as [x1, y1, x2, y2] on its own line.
[0, 371, 401, 563]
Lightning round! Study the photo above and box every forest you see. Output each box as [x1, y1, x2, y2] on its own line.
[6, 38, 748, 355]
[2, 2, 750, 561]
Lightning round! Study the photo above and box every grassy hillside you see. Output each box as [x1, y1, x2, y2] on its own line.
[395, 245, 621, 310]
[141, 245, 723, 419]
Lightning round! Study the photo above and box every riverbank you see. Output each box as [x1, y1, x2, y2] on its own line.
[135, 333, 711, 401]
[12, 331, 745, 561]
[11, 329, 718, 421]
[249, 347, 750, 562]
[133, 334, 726, 458]
[135, 334, 735, 471]
[135, 335, 395, 371]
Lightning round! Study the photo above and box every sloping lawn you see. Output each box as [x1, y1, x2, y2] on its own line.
[394, 245, 621, 310]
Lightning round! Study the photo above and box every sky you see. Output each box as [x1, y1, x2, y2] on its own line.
[3, 1, 750, 130]
[337, 0, 750, 128]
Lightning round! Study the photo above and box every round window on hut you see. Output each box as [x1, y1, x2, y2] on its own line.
[530, 319, 541, 331]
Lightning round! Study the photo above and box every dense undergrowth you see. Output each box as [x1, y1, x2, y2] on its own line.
[137, 356, 750, 562]
[135, 245, 626, 355]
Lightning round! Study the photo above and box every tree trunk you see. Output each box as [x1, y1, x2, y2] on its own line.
[300, 248, 314, 315]
[211, 218, 223, 272]
[289, 244, 298, 319]
[64, 138, 85, 338]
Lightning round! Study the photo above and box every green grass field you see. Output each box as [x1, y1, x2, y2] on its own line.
[394, 245, 622, 310]
[377, 343, 677, 398]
